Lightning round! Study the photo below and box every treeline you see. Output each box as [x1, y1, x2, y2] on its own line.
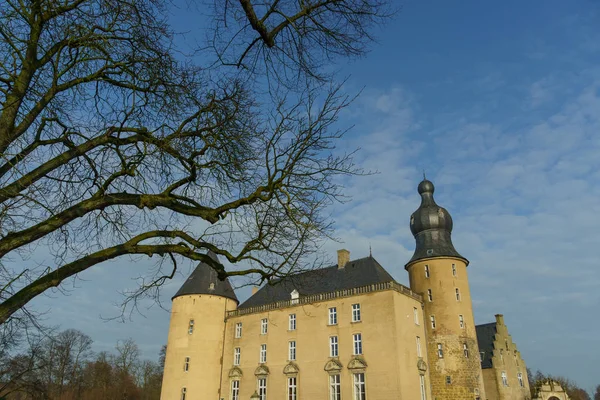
[0, 329, 163, 400]
[527, 368, 595, 400]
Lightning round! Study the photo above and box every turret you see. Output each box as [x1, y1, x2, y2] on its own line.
[160, 251, 238, 400]
[406, 179, 486, 400]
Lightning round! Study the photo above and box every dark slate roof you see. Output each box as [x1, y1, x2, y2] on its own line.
[172, 251, 238, 303]
[476, 322, 497, 369]
[238, 256, 395, 309]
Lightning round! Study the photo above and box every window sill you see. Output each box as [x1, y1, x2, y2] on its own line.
[351, 320, 362, 324]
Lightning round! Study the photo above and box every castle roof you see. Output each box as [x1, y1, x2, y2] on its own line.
[406, 179, 468, 268]
[475, 322, 496, 369]
[172, 251, 238, 303]
[238, 256, 395, 309]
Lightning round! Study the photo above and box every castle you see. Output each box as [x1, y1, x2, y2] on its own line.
[160, 179, 531, 400]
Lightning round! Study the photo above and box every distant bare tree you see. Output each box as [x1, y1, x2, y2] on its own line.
[594, 384, 600, 400]
[0, 0, 392, 326]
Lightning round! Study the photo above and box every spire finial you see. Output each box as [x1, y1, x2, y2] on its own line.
[369, 243, 372, 258]
[423, 170, 427, 180]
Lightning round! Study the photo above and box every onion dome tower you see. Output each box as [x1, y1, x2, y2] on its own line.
[161, 251, 238, 400]
[405, 179, 486, 400]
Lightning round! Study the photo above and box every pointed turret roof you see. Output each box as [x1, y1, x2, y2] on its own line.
[172, 251, 238, 303]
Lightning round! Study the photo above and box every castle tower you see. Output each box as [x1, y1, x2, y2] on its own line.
[405, 179, 486, 400]
[160, 251, 238, 400]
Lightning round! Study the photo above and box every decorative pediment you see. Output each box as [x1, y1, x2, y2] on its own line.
[229, 367, 243, 378]
[324, 359, 343, 373]
[347, 356, 368, 370]
[283, 362, 300, 376]
[254, 365, 270, 377]
[417, 359, 427, 375]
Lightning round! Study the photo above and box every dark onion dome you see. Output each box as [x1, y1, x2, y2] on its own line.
[172, 250, 238, 303]
[405, 179, 468, 268]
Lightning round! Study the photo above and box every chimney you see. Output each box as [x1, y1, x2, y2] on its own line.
[337, 249, 350, 269]
[495, 314, 504, 325]
[251, 286, 259, 295]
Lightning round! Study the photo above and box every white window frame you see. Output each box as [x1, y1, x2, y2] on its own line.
[427, 289, 433, 302]
[330, 336, 339, 357]
[455, 288, 461, 301]
[329, 307, 337, 325]
[261, 318, 268, 335]
[452, 263, 457, 276]
[414, 307, 419, 325]
[437, 343, 443, 358]
[235, 322, 242, 338]
[416, 336, 422, 357]
[184, 356, 190, 372]
[330, 374, 341, 400]
[518, 372, 524, 387]
[289, 314, 296, 331]
[353, 333, 363, 355]
[287, 377, 297, 400]
[188, 319, 194, 335]
[419, 375, 427, 400]
[480, 352, 485, 362]
[234, 348, 241, 366]
[352, 303, 361, 322]
[260, 344, 267, 363]
[446, 376, 452, 385]
[181, 387, 187, 400]
[231, 380, 240, 400]
[463, 343, 469, 358]
[353, 372, 366, 400]
[288, 340, 296, 361]
[258, 377, 267, 400]
[459, 314, 464, 328]
[424, 264, 430, 278]
[501, 371, 508, 386]
[430, 315, 436, 329]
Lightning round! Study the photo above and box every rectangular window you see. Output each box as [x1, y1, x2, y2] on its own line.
[414, 307, 419, 325]
[446, 376, 452, 385]
[455, 288, 461, 301]
[463, 343, 469, 358]
[289, 341, 296, 361]
[184, 356, 190, 372]
[416, 336, 422, 357]
[427, 289, 433, 302]
[353, 333, 363, 355]
[437, 343, 444, 358]
[419, 375, 427, 400]
[352, 304, 361, 322]
[518, 372, 524, 387]
[289, 314, 296, 331]
[181, 387, 187, 400]
[515, 352, 519, 366]
[424, 264, 430, 278]
[235, 322, 242, 338]
[288, 377, 297, 400]
[261, 318, 268, 335]
[330, 374, 341, 400]
[258, 378, 267, 400]
[353, 373, 366, 400]
[188, 319, 194, 335]
[330, 336, 339, 357]
[329, 307, 337, 325]
[231, 380, 240, 400]
[234, 348, 241, 366]
[500, 349, 504, 361]
[452, 263, 457, 276]
[260, 344, 267, 363]
[501, 371, 508, 386]
[430, 315, 436, 329]
[459, 314, 464, 328]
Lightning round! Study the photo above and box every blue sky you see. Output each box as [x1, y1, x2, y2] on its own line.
[27, 0, 600, 392]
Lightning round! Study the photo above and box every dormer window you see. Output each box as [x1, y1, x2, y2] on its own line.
[208, 282, 215, 290]
[291, 289, 299, 304]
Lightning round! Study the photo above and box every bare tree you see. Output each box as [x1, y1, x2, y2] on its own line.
[0, 0, 392, 325]
[594, 385, 600, 400]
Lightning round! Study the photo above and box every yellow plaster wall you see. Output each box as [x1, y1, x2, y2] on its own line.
[220, 288, 429, 400]
[407, 257, 486, 400]
[160, 294, 237, 400]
